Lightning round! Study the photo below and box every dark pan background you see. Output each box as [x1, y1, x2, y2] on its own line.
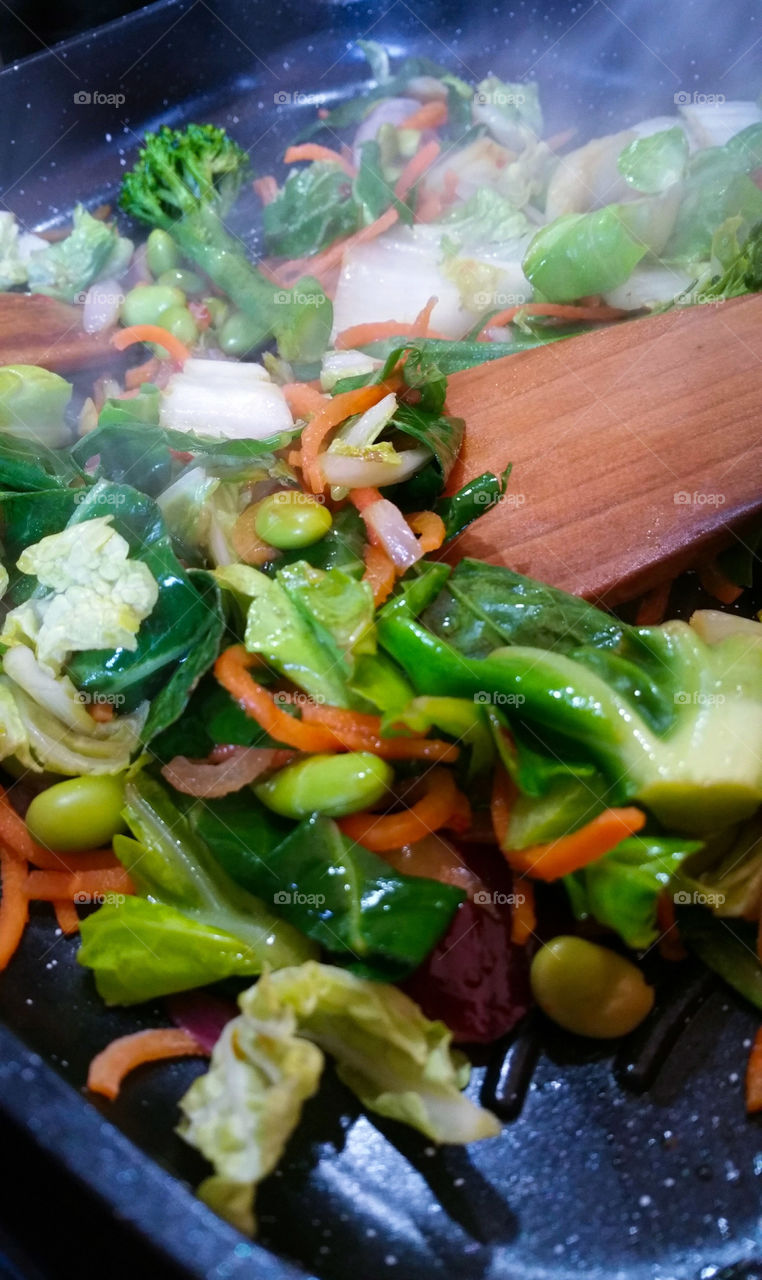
[1, 3, 762, 1278]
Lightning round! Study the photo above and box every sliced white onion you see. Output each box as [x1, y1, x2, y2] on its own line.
[320, 348, 379, 391]
[82, 277, 123, 333]
[160, 360, 292, 440]
[353, 97, 420, 152]
[363, 497, 423, 570]
[319, 445, 430, 489]
[678, 100, 762, 150]
[689, 609, 762, 646]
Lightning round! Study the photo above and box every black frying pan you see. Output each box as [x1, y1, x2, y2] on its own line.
[1, 2, 761, 1277]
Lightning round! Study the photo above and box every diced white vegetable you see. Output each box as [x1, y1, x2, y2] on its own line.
[603, 262, 693, 310]
[331, 226, 473, 340]
[160, 360, 293, 440]
[320, 348, 379, 391]
[318, 445, 431, 489]
[82, 277, 124, 333]
[363, 497, 423, 569]
[333, 393, 398, 448]
[678, 100, 762, 150]
[690, 610, 762, 646]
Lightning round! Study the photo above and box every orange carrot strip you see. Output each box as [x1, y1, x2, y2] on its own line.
[412, 296, 437, 335]
[746, 1028, 762, 1112]
[635, 580, 673, 626]
[214, 645, 339, 753]
[253, 175, 279, 205]
[699, 561, 744, 605]
[27, 848, 122, 873]
[363, 543, 397, 606]
[24, 867, 134, 902]
[112, 325, 189, 366]
[511, 880, 536, 945]
[300, 384, 390, 493]
[0, 848, 28, 970]
[415, 188, 444, 223]
[124, 355, 160, 391]
[54, 899, 80, 935]
[301, 703, 459, 763]
[87, 1028, 207, 1101]
[401, 100, 448, 131]
[284, 143, 356, 178]
[506, 807, 647, 881]
[442, 169, 459, 206]
[339, 769, 464, 851]
[0, 792, 112, 873]
[407, 510, 446, 553]
[335, 318, 450, 349]
[349, 485, 383, 512]
[275, 206, 400, 289]
[478, 301, 630, 339]
[544, 127, 577, 152]
[395, 140, 441, 198]
[282, 382, 327, 418]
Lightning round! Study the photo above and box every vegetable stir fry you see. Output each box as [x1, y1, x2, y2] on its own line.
[0, 43, 761, 1238]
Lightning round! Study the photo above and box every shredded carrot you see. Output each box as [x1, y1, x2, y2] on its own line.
[505, 807, 647, 880]
[414, 188, 445, 223]
[477, 301, 630, 339]
[544, 127, 577, 152]
[511, 879, 536, 945]
[299, 384, 391, 493]
[124, 355, 160, 391]
[407, 510, 446, 553]
[25, 867, 134, 902]
[413, 295, 437, 334]
[112, 325, 189, 366]
[87, 1028, 208, 1101]
[635, 580, 673, 626]
[363, 543, 397, 606]
[0, 789, 49, 865]
[490, 767, 514, 847]
[349, 486, 383, 512]
[401, 100, 448, 131]
[339, 769, 465, 851]
[214, 645, 339, 752]
[274, 206, 400, 289]
[395, 140, 441, 199]
[301, 703, 459, 763]
[54, 899, 80, 935]
[284, 143, 356, 178]
[747, 1028, 762, 1112]
[253, 175, 279, 205]
[699, 560, 744, 605]
[282, 382, 327, 418]
[335, 317, 450, 349]
[0, 847, 28, 970]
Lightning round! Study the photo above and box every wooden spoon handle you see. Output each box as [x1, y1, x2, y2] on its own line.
[0, 293, 120, 373]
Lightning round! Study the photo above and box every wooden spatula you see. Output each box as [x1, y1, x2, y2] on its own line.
[445, 294, 762, 605]
[0, 293, 119, 372]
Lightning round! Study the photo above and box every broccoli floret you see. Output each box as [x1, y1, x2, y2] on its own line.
[120, 124, 332, 361]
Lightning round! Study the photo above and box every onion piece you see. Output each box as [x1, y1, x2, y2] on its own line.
[319, 445, 430, 489]
[362, 496, 423, 569]
[161, 745, 294, 798]
[380, 833, 488, 898]
[353, 97, 420, 153]
[167, 992, 237, 1053]
[82, 277, 124, 333]
[332, 391, 397, 448]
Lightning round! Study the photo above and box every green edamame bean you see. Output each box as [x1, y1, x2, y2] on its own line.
[120, 284, 185, 328]
[255, 490, 332, 550]
[530, 935, 654, 1039]
[203, 296, 229, 329]
[256, 752, 392, 819]
[146, 228, 180, 277]
[157, 268, 206, 297]
[26, 774, 127, 853]
[218, 310, 266, 356]
[159, 305, 199, 345]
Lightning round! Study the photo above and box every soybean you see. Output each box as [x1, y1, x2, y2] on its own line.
[530, 935, 655, 1039]
[120, 284, 185, 329]
[26, 774, 127, 853]
[218, 310, 266, 357]
[145, 228, 180, 277]
[254, 490, 332, 550]
[157, 268, 206, 297]
[159, 304, 198, 345]
[256, 752, 392, 819]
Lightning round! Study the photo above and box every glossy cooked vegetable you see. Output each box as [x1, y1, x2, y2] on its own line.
[530, 936, 655, 1038]
[25, 774, 127, 853]
[255, 751, 393, 819]
[254, 490, 333, 549]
